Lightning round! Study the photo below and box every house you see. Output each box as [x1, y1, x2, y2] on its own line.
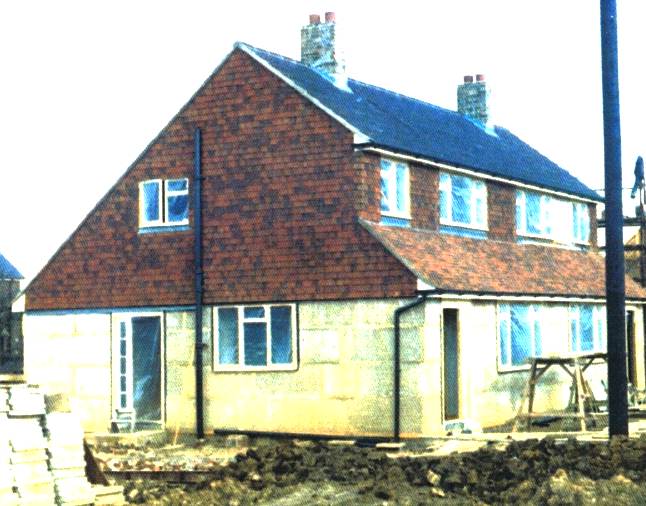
[15, 13, 646, 437]
[0, 252, 23, 373]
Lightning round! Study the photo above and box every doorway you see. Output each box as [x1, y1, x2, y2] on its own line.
[114, 314, 163, 430]
[626, 310, 637, 385]
[443, 308, 459, 420]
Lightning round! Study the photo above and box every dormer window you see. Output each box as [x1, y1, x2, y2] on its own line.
[439, 172, 487, 229]
[139, 178, 189, 229]
[516, 190, 590, 245]
[380, 159, 410, 222]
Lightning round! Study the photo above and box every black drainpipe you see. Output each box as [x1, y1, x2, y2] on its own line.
[193, 127, 205, 439]
[393, 292, 433, 441]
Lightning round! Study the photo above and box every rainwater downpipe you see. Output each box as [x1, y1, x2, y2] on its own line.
[193, 127, 205, 439]
[393, 292, 431, 441]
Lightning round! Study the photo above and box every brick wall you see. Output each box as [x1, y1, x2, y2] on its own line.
[588, 203, 598, 250]
[487, 181, 516, 241]
[26, 49, 416, 311]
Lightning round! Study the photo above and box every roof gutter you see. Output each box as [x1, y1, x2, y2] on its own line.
[356, 145, 602, 204]
[393, 291, 437, 441]
[417, 288, 646, 304]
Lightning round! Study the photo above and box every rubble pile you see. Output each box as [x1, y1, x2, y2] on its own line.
[113, 436, 646, 504]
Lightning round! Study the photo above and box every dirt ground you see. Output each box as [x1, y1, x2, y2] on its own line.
[93, 432, 646, 505]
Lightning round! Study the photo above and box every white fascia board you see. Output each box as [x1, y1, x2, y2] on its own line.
[12, 292, 25, 313]
[360, 146, 600, 205]
[416, 279, 435, 291]
[426, 292, 645, 305]
[236, 43, 371, 143]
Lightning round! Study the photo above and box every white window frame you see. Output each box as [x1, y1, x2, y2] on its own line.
[439, 172, 488, 230]
[213, 304, 298, 372]
[516, 190, 590, 246]
[380, 158, 410, 219]
[139, 177, 189, 228]
[569, 304, 606, 353]
[498, 303, 543, 371]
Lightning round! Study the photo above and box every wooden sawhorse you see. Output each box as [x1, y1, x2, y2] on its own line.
[512, 352, 607, 432]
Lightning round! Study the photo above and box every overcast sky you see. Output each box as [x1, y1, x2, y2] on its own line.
[1, 0, 645, 282]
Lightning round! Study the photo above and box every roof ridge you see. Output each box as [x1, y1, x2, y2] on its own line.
[238, 42, 458, 118]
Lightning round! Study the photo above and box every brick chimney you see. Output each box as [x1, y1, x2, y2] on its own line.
[301, 11, 345, 75]
[457, 74, 490, 125]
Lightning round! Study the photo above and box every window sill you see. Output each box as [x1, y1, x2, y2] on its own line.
[213, 363, 298, 373]
[440, 224, 487, 240]
[381, 210, 411, 219]
[516, 235, 589, 250]
[139, 224, 191, 235]
[380, 215, 411, 227]
[440, 219, 488, 231]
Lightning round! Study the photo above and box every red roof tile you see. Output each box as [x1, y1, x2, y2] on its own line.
[360, 220, 646, 300]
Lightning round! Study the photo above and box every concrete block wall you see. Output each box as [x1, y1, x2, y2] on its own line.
[22, 313, 111, 432]
[448, 300, 646, 428]
[184, 299, 433, 438]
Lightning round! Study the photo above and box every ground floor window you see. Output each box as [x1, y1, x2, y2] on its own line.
[569, 305, 606, 353]
[214, 304, 296, 370]
[498, 304, 542, 368]
[498, 303, 607, 370]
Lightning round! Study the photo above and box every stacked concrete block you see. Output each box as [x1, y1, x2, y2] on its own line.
[0, 398, 21, 506]
[93, 485, 127, 505]
[44, 412, 95, 505]
[5, 385, 57, 505]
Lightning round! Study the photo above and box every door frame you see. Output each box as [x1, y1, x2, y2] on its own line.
[441, 307, 460, 421]
[111, 311, 165, 428]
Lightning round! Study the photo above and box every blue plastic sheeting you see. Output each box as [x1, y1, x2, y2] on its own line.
[131, 317, 161, 423]
[571, 305, 595, 352]
[141, 181, 160, 222]
[241, 43, 602, 202]
[217, 307, 238, 365]
[167, 194, 189, 222]
[244, 322, 267, 366]
[270, 306, 292, 364]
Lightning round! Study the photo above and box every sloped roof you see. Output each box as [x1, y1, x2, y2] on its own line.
[360, 219, 646, 300]
[0, 252, 22, 280]
[239, 43, 601, 202]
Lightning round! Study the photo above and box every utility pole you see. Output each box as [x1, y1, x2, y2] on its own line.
[600, 0, 628, 436]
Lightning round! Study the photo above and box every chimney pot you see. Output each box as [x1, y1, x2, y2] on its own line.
[476, 74, 485, 82]
[309, 14, 321, 25]
[325, 11, 336, 23]
[464, 75, 474, 83]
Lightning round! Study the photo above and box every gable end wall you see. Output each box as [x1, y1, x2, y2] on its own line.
[25, 49, 417, 311]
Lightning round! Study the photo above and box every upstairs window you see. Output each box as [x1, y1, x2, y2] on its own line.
[139, 178, 189, 228]
[516, 190, 590, 245]
[439, 172, 487, 229]
[573, 202, 591, 244]
[214, 304, 296, 371]
[380, 159, 410, 219]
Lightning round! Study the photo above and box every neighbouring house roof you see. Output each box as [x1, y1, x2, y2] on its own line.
[0, 252, 22, 280]
[360, 219, 646, 300]
[239, 43, 602, 202]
